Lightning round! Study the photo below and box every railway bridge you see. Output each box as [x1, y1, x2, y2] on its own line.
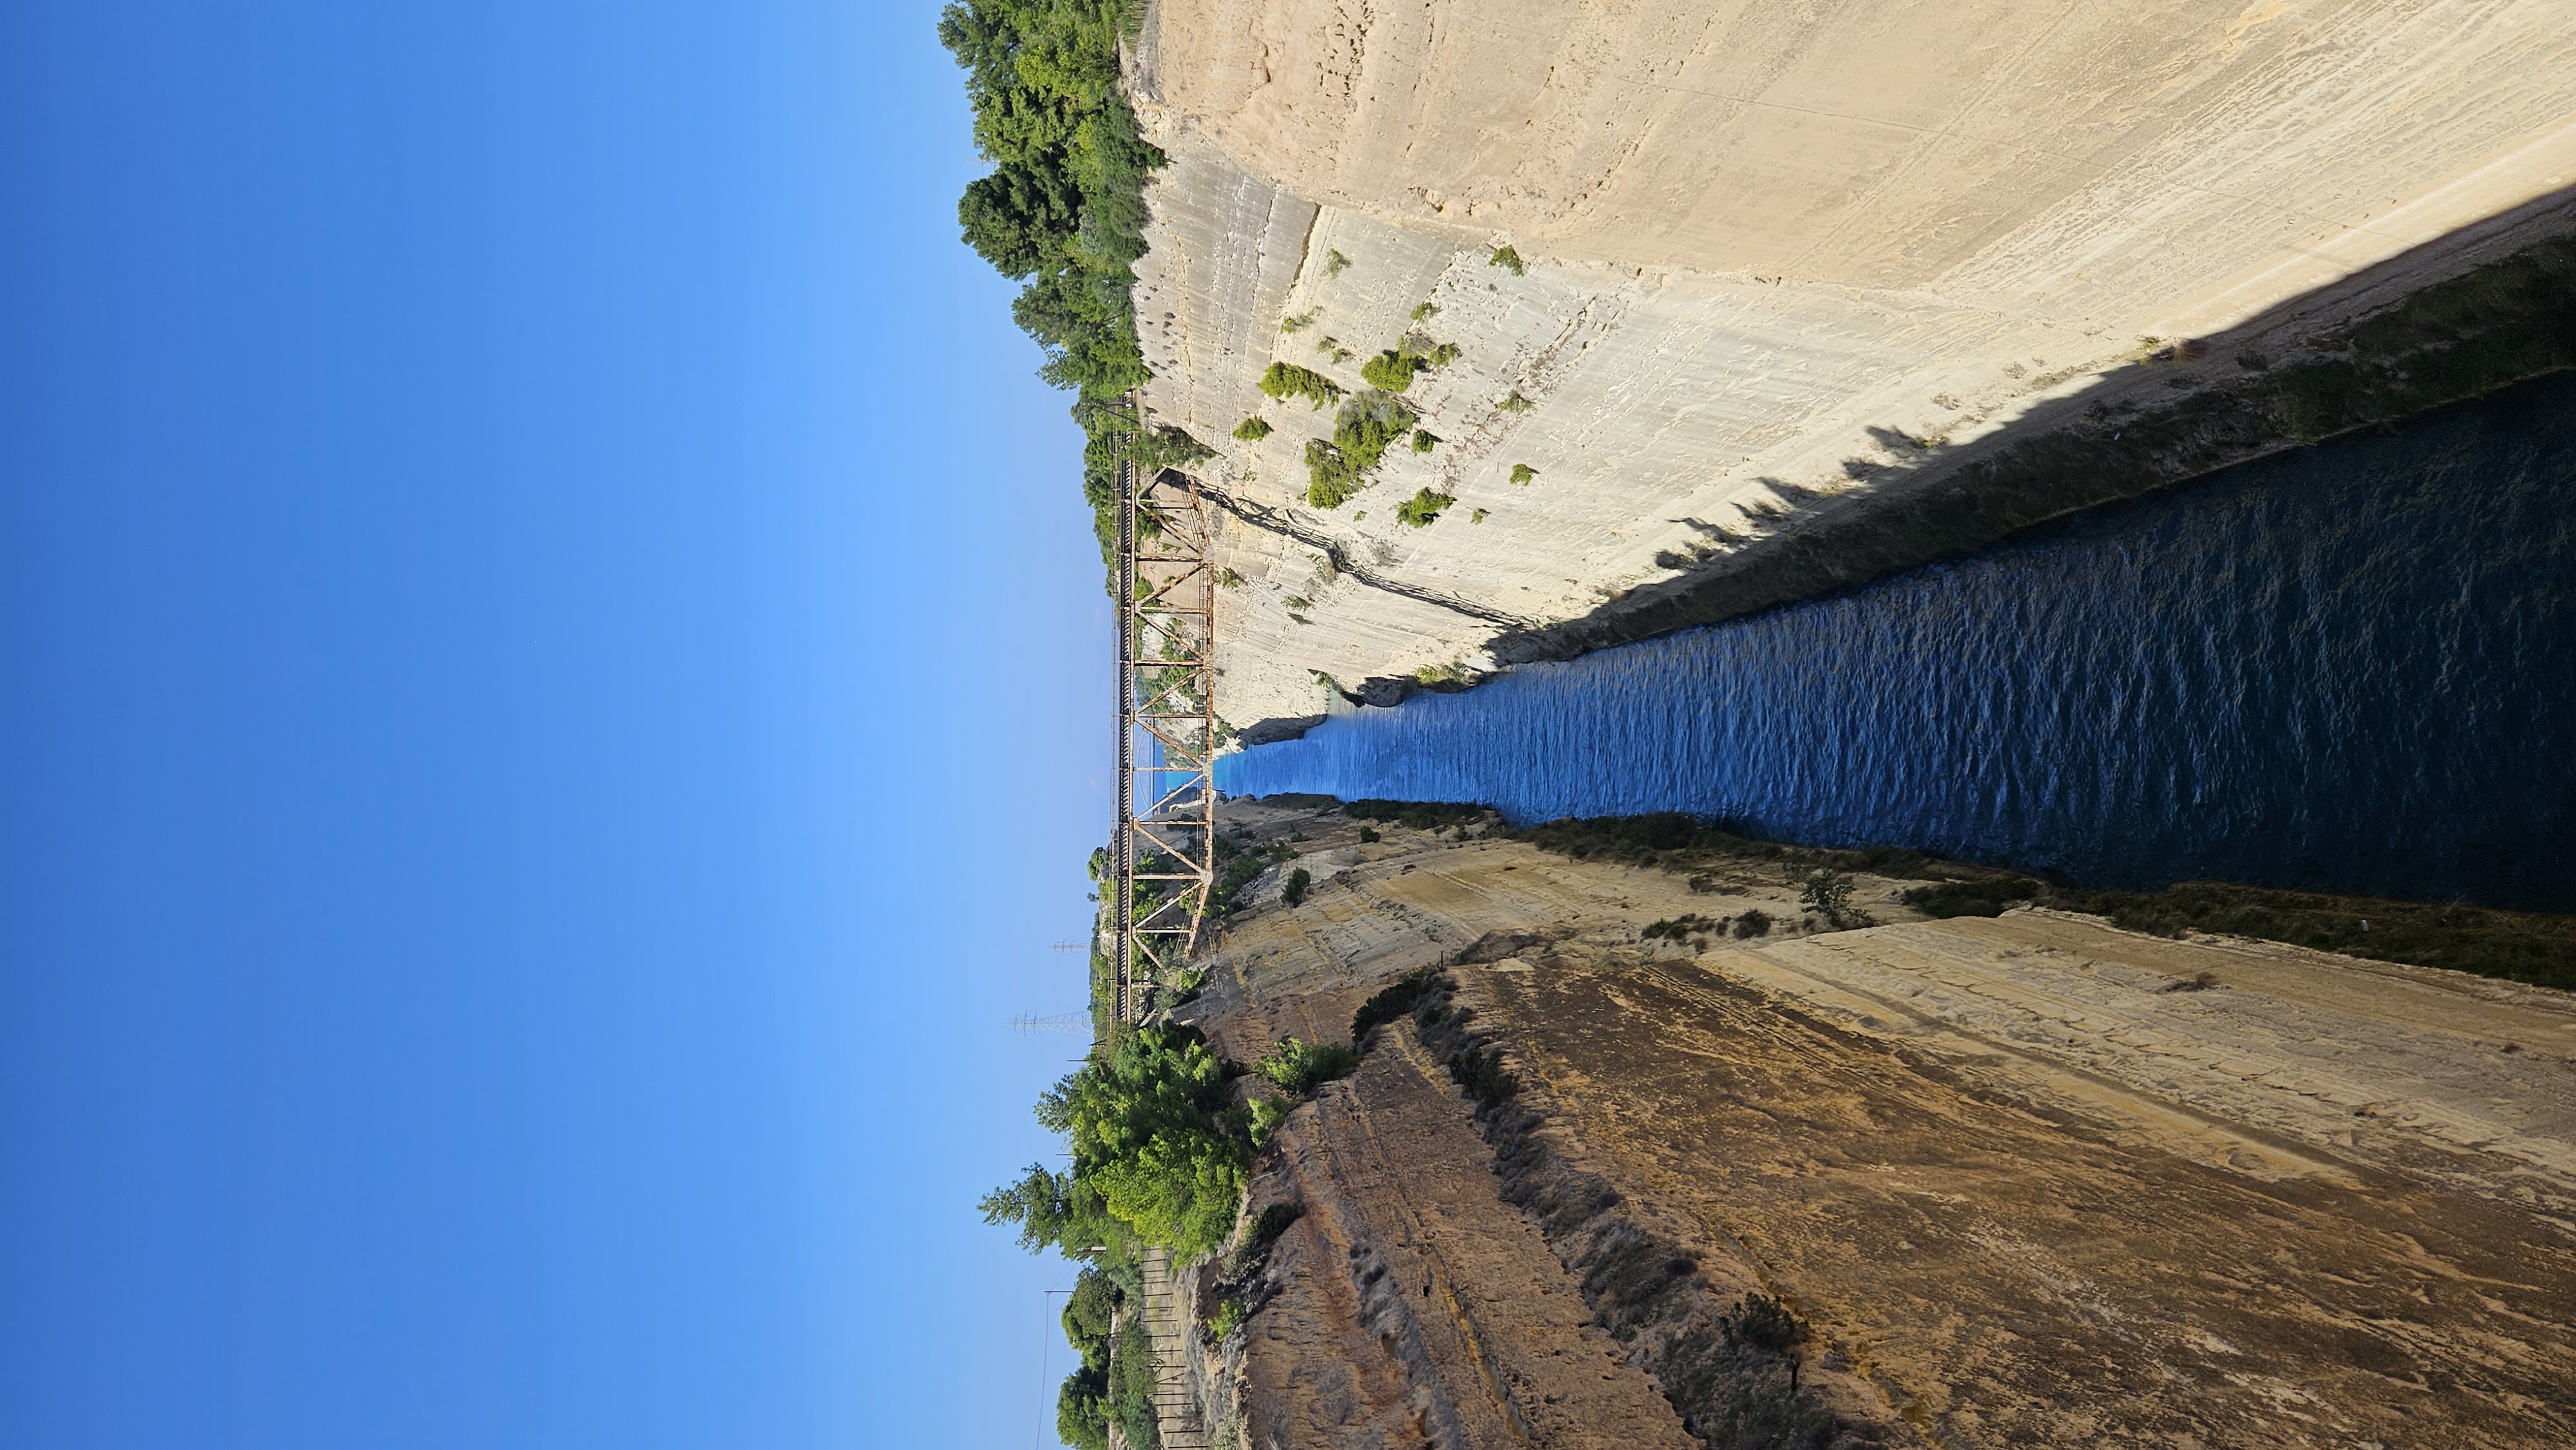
[1108, 397, 1219, 1024]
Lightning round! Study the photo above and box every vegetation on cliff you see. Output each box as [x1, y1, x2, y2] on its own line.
[1517, 811, 2576, 989]
[1358, 335, 1460, 393]
[1253, 1036, 1358, 1097]
[1396, 487, 1456, 527]
[1305, 391, 1419, 508]
[1257, 359, 1341, 410]
[939, 0, 1204, 569]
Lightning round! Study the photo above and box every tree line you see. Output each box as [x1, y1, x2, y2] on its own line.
[938, 0, 1171, 567]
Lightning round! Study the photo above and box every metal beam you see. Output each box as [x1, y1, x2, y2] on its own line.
[1111, 391, 1218, 1025]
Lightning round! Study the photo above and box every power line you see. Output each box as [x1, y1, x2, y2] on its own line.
[1012, 1012, 1089, 1034]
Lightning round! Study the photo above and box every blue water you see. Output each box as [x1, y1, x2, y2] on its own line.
[1218, 375, 2576, 912]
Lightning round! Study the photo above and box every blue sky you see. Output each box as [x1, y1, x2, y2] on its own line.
[1, 3, 1105, 1445]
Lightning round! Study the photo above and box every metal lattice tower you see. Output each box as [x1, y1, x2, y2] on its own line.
[1112, 393, 1218, 1024]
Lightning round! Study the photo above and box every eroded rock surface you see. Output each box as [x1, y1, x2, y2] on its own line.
[1122, 1, 2576, 735]
[1181, 800, 2576, 1447]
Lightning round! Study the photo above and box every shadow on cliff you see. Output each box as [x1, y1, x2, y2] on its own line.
[1413, 187, 2576, 684]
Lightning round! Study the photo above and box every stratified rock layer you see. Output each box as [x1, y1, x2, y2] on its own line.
[1183, 800, 2576, 1447]
[1123, 0, 2576, 733]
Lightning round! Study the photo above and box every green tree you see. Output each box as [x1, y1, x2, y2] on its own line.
[1800, 869, 1873, 928]
[996, 1024, 1254, 1259]
[938, 0, 1170, 573]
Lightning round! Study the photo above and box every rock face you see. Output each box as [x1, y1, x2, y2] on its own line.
[1121, 0, 2576, 737]
[1180, 800, 2576, 1447]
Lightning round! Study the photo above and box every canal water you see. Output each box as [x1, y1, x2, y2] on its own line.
[1215, 373, 2576, 912]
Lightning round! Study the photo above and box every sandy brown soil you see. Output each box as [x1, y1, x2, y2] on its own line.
[1184, 800, 2576, 1447]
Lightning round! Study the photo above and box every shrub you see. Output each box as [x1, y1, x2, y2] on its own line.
[1496, 391, 1531, 412]
[1800, 869, 1873, 928]
[1233, 416, 1273, 441]
[1239, 1201, 1303, 1263]
[2050, 880, 2576, 990]
[1413, 659, 1470, 685]
[1134, 425, 1215, 470]
[1343, 799, 1486, 829]
[1488, 244, 1525, 274]
[1358, 826, 1381, 842]
[1396, 487, 1455, 527]
[1642, 914, 1718, 940]
[1207, 1297, 1245, 1341]
[1412, 428, 1439, 453]
[1215, 567, 1244, 588]
[1723, 1294, 1804, 1354]
[1411, 300, 1439, 321]
[1260, 361, 1343, 410]
[1213, 850, 1267, 916]
[1471, 507, 1488, 523]
[1447, 1042, 1517, 1106]
[1255, 1036, 1360, 1096]
[1351, 966, 1438, 1042]
[1282, 867, 1312, 906]
[1305, 391, 1419, 507]
[1324, 247, 1351, 276]
[1112, 1313, 1160, 1449]
[1361, 349, 1416, 392]
[1509, 462, 1537, 484]
[1359, 335, 1459, 393]
[1278, 309, 1316, 334]
[1734, 909, 1773, 938]
[1247, 1095, 1289, 1144]
[1902, 876, 2038, 918]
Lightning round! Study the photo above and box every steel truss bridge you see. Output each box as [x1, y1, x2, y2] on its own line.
[1110, 395, 1218, 1024]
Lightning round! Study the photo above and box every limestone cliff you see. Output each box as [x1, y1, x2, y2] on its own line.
[1119, 0, 2576, 739]
[1173, 798, 2576, 1448]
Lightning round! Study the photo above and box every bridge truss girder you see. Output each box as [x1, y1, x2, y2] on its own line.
[1112, 398, 1218, 1024]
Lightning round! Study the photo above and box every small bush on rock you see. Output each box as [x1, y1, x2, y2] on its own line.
[1255, 1036, 1359, 1096]
[1396, 487, 1455, 527]
[1260, 361, 1343, 410]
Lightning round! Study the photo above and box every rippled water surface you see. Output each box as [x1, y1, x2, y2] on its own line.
[1218, 375, 2576, 911]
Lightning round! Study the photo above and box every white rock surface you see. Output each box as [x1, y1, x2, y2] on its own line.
[1124, 0, 2576, 735]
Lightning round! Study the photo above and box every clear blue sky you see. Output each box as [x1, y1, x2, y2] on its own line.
[1, 3, 1106, 1445]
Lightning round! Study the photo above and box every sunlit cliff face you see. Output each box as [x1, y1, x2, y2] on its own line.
[1122, 0, 2576, 734]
